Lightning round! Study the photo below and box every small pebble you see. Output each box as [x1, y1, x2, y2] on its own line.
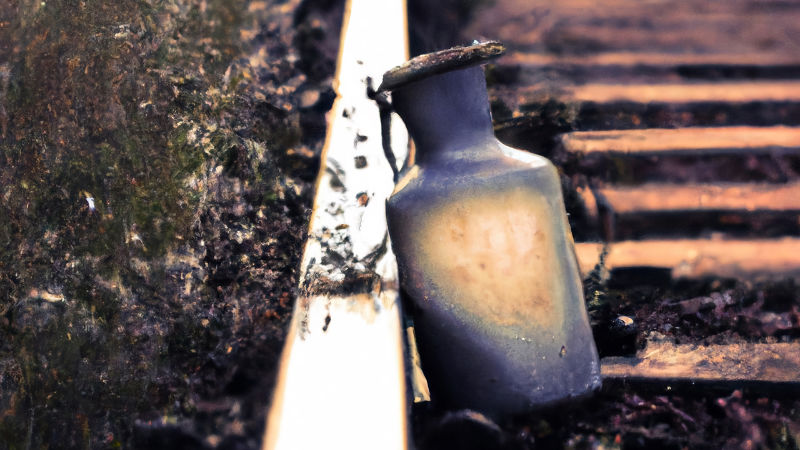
[611, 315, 637, 335]
[300, 89, 320, 108]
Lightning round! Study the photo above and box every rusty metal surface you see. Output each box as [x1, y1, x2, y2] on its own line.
[379, 41, 505, 91]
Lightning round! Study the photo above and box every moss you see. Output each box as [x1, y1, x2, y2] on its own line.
[0, 0, 299, 264]
[0, 0, 316, 447]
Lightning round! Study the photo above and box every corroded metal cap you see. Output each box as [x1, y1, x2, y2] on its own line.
[379, 41, 506, 92]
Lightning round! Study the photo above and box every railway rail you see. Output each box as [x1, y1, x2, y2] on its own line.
[266, 0, 800, 447]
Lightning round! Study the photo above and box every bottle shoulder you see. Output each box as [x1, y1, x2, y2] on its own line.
[497, 142, 554, 170]
[389, 145, 559, 203]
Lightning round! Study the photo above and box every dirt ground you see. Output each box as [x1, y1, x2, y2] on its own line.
[411, 276, 800, 450]
[0, 0, 337, 448]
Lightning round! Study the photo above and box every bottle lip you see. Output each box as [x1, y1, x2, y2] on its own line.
[378, 40, 506, 92]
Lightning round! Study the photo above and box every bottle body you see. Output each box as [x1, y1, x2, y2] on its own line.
[386, 63, 599, 417]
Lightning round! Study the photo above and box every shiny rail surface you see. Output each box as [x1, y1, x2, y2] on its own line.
[262, 1, 411, 448]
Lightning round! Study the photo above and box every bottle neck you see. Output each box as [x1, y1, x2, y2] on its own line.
[391, 65, 496, 164]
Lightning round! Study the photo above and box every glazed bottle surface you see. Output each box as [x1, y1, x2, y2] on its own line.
[384, 45, 600, 417]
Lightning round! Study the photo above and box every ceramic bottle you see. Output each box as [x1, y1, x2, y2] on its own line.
[381, 42, 600, 417]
